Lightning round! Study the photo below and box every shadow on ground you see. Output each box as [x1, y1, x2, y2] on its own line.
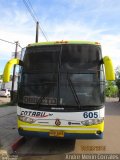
[16, 138, 75, 156]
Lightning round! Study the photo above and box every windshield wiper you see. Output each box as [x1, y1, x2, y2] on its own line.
[37, 45, 63, 107]
[67, 73, 81, 108]
[57, 45, 62, 105]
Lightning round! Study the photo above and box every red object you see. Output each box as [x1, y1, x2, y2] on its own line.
[11, 137, 26, 151]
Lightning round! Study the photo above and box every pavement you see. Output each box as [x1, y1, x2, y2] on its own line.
[0, 97, 120, 160]
[0, 105, 18, 152]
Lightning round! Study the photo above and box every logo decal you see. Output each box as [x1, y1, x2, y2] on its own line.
[20, 111, 53, 118]
[55, 119, 61, 126]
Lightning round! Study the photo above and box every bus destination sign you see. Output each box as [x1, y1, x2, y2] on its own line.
[23, 96, 57, 105]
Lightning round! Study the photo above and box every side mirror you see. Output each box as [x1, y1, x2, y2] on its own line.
[103, 56, 115, 81]
[3, 58, 23, 83]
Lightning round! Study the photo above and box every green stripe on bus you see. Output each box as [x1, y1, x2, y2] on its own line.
[27, 41, 100, 47]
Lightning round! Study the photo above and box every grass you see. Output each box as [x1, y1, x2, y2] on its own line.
[0, 101, 17, 107]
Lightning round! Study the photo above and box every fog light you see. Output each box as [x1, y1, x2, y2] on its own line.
[81, 118, 104, 126]
[96, 130, 102, 135]
[19, 127, 24, 131]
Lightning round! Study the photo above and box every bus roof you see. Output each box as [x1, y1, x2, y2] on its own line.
[27, 40, 101, 47]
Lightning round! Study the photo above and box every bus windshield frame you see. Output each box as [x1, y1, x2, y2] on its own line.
[18, 44, 105, 111]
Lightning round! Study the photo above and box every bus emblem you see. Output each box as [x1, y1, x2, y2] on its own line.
[55, 119, 61, 126]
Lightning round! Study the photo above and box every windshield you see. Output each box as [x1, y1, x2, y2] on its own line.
[23, 44, 100, 72]
[18, 44, 105, 110]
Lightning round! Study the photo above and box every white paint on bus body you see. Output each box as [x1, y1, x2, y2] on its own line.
[17, 106, 104, 126]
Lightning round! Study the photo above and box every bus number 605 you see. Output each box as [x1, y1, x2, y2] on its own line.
[83, 112, 98, 118]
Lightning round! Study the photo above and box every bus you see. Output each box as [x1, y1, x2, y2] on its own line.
[3, 41, 115, 139]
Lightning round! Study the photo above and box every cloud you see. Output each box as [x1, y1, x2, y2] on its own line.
[100, 34, 120, 68]
[0, 17, 120, 69]
[46, 20, 120, 68]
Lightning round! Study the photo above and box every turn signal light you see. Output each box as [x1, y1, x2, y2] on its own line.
[55, 40, 68, 44]
[95, 42, 101, 45]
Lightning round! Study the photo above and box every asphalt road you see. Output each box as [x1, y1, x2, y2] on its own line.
[0, 97, 120, 160]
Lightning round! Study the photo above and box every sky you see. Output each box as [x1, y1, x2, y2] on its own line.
[0, 0, 120, 74]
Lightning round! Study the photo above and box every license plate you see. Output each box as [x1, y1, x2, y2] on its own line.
[49, 130, 64, 137]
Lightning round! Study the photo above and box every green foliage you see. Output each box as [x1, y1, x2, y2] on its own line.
[115, 66, 120, 101]
[115, 66, 120, 89]
[116, 78, 120, 90]
[0, 75, 3, 80]
[115, 66, 120, 77]
[105, 81, 118, 97]
[0, 74, 12, 81]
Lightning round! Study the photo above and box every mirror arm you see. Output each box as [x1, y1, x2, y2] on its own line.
[3, 58, 23, 83]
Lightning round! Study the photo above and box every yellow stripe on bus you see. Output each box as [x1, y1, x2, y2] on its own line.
[18, 120, 104, 133]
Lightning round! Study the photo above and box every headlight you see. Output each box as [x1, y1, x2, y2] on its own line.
[18, 116, 36, 124]
[81, 118, 104, 126]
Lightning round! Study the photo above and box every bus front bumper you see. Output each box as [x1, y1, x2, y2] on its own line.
[18, 128, 103, 139]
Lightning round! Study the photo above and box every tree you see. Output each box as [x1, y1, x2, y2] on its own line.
[0, 75, 3, 80]
[105, 81, 118, 97]
[115, 66, 120, 101]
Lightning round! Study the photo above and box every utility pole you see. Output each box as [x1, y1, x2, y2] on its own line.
[35, 21, 39, 43]
[11, 41, 18, 102]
